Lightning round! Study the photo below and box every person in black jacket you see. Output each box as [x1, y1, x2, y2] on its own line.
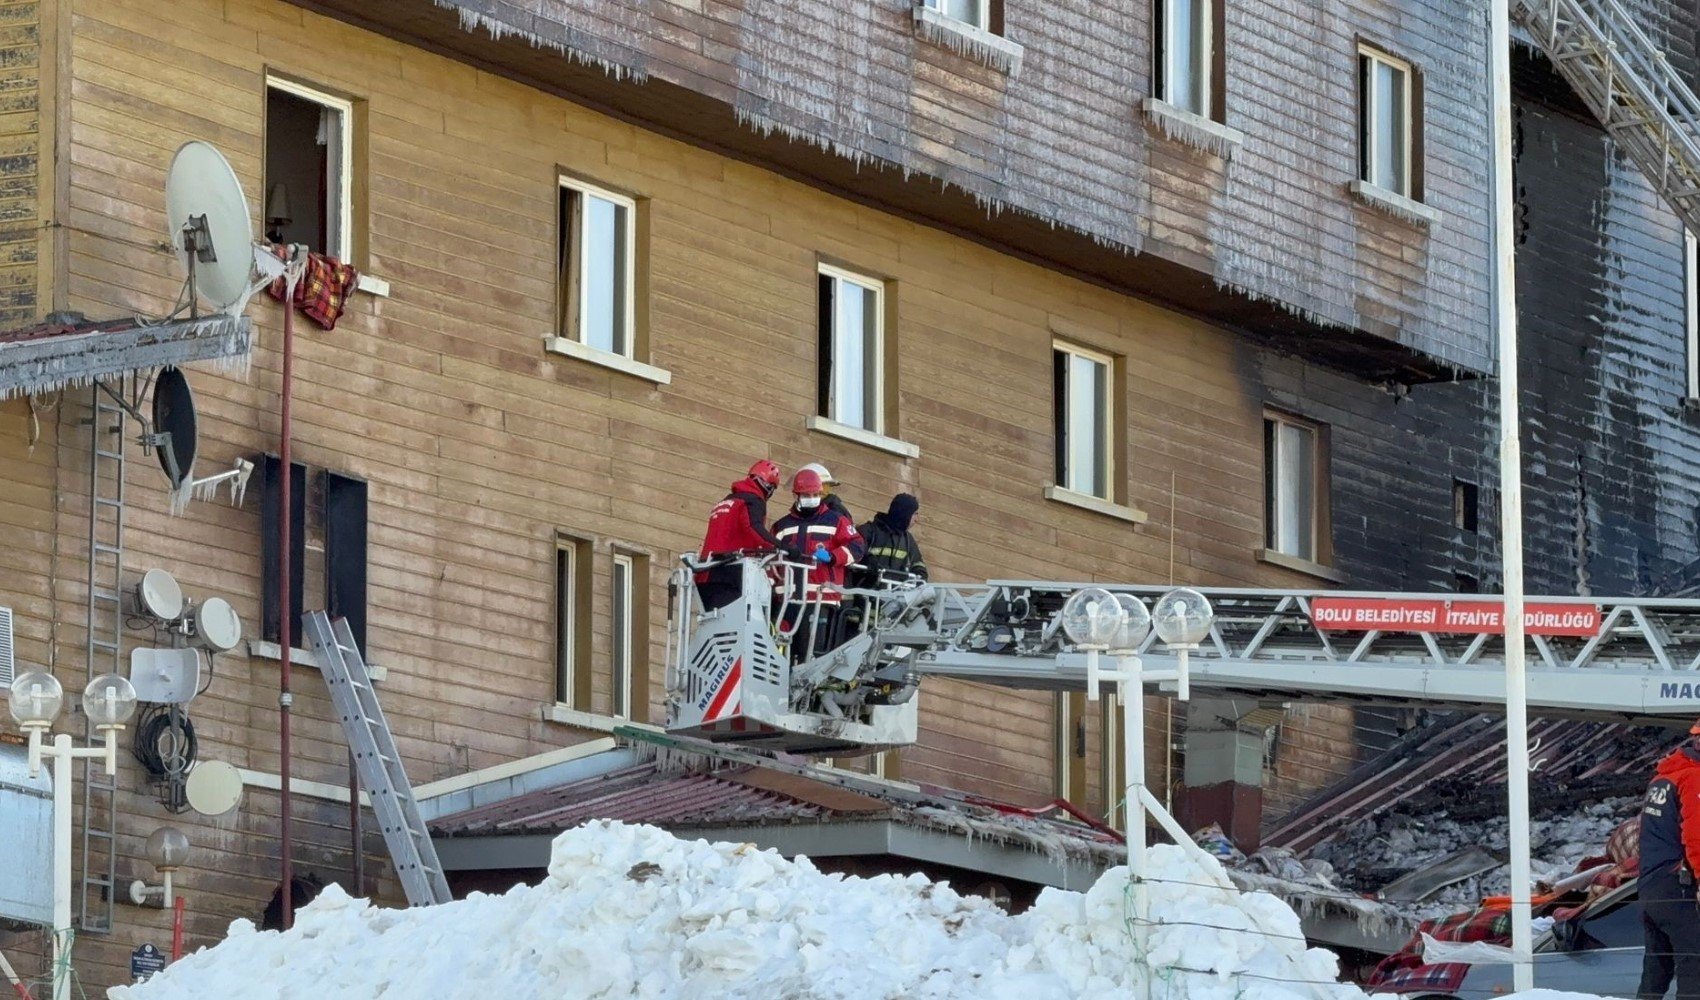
[853, 493, 927, 588]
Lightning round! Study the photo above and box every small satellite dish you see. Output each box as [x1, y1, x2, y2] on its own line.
[128, 647, 201, 705]
[152, 367, 198, 492]
[185, 760, 244, 817]
[137, 569, 185, 621]
[165, 141, 253, 313]
[191, 597, 242, 654]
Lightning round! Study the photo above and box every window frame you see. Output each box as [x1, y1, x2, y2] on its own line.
[1156, 0, 1213, 119]
[817, 262, 888, 436]
[554, 534, 595, 707]
[925, 0, 990, 31]
[1053, 341, 1117, 503]
[264, 75, 355, 263]
[1358, 45, 1415, 199]
[611, 551, 635, 721]
[1263, 410, 1330, 564]
[557, 174, 640, 361]
[1055, 692, 1086, 802]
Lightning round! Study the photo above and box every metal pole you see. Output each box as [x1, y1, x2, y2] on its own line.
[50, 735, 72, 1000]
[1488, 0, 1535, 986]
[1119, 654, 1150, 1000]
[278, 264, 298, 930]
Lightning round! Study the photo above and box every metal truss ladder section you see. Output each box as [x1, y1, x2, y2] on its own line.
[871, 583, 1700, 723]
[1513, 0, 1700, 236]
[303, 611, 450, 906]
[80, 383, 125, 933]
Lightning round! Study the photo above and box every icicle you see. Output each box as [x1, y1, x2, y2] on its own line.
[434, 1, 649, 83]
[1142, 100, 1241, 161]
[910, 6, 1023, 76]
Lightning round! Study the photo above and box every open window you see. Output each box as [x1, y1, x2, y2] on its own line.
[264, 77, 356, 260]
[1156, 0, 1214, 118]
[922, 0, 990, 30]
[1053, 342, 1116, 502]
[558, 175, 638, 359]
[817, 264, 886, 436]
[554, 534, 593, 709]
[1263, 411, 1331, 564]
[1358, 46, 1417, 199]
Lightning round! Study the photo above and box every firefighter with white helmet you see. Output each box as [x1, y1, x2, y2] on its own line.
[798, 462, 854, 524]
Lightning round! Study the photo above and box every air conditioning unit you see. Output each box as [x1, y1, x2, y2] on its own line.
[0, 606, 13, 689]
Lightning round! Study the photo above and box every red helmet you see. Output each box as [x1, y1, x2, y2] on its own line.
[747, 460, 781, 497]
[792, 468, 823, 495]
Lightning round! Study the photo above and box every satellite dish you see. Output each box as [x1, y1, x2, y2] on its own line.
[128, 647, 202, 705]
[152, 367, 198, 491]
[136, 568, 185, 621]
[191, 597, 242, 654]
[185, 760, 244, 817]
[165, 140, 253, 312]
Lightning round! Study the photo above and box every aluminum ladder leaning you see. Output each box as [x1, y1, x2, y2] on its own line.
[303, 611, 451, 906]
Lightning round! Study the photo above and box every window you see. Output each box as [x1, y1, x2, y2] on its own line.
[1453, 480, 1479, 533]
[611, 553, 634, 720]
[1100, 692, 1124, 830]
[558, 176, 637, 359]
[923, 0, 988, 30]
[1053, 342, 1114, 501]
[817, 264, 886, 434]
[1455, 573, 1479, 594]
[265, 78, 354, 260]
[554, 539, 586, 708]
[1359, 47, 1414, 197]
[1157, 0, 1212, 117]
[1686, 229, 1697, 399]
[1264, 412, 1327, 562]
[1055, 693, 1085, 799]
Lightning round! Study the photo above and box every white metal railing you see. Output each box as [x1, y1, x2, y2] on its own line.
[1514, 0, 1700, 233]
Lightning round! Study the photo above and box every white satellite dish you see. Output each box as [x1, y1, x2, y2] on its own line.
[191, 597, 242, 654]
[185, 759, 244, 817]
[128, 647, 202, 705]
[165, 140, 254, 313]
[136, 568, 185, 621]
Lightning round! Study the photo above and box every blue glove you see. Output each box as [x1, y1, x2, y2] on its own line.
[812, 546, 833, 565]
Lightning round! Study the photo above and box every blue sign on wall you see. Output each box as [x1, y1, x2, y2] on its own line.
[129, 943, 166, 984]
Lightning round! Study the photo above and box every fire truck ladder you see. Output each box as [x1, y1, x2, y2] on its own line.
[860, 583, 1700, 725]
[1513, 0, 1700, 236]
[79, 383, 126, 933]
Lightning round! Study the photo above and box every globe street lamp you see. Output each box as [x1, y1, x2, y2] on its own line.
[8, 671, 137, 1000]
[131, 826, 191, 908]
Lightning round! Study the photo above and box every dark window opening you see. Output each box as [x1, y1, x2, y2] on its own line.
[1453, 480, 1479, 533]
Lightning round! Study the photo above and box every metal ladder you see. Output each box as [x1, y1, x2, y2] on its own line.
[302, 611, 450, 906]
[1513, 0, 1700, 236]
[79, 383, 125, 932]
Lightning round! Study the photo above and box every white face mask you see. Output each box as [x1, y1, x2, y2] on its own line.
[796, 495, 822, 511]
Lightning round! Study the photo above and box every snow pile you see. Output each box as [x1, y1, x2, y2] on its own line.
[1313, 797, 1638, 922]
[112, 821, 1368, 1000]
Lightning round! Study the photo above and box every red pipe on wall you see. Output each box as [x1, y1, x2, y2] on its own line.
[278, 263, 298, 929]
[171, 896, 186, 962]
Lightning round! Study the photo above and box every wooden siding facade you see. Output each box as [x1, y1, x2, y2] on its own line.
[0, 0, 1390, 989]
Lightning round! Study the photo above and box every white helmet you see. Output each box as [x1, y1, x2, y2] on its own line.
[799, 462, 837, 485]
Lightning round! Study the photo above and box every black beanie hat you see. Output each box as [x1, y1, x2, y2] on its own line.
[886, 493, 919, 531]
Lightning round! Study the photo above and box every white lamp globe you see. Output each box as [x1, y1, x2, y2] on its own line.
[1060, 588, 1126, 647]
[83, 674, 138, 729]
[1109, 593, 1152, 651]
[1153, 588, 1215, 647]
[8, 671, 64, 729]
[146, 826, 191, 872]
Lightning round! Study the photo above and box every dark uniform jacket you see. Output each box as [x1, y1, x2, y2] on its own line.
[851, 513, 927, 588]
[1642, 743, 1700, 889]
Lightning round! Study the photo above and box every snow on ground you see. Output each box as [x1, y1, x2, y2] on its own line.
[113, 820, 1370, 1000]
[1313, 797, 1638, 923]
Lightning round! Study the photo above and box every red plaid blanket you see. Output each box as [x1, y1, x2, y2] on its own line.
[1367, 907, 1512, 994]
[267, 246, 360, 331]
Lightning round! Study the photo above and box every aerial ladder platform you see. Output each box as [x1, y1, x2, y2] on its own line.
[664, 556, 1700, 756]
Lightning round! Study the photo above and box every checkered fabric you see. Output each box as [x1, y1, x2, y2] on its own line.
[266, 246, 360, 331]
[1367, 907, 1512, 994]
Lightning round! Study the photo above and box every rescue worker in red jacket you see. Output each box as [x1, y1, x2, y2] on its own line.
[1637, 719, 1700, 1000]
[695, 460, 792, 611]
[772, 468, 865, 662]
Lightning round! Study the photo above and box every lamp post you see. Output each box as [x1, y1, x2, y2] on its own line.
[1061, 586, 1215, 1000]
[9, 670, 138, 1000]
